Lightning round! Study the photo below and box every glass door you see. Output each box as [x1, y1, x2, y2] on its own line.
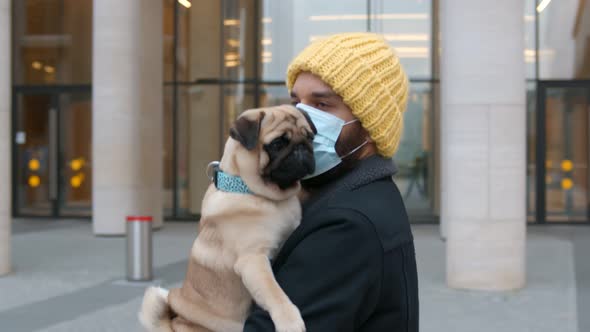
[13, 87, 92, 218]
[58, 92, 92, 217]
[536, 81, 590, 223]
[14, 92, 55, 216]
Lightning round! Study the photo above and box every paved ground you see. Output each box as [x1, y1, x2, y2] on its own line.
[1, 219, 588, 332]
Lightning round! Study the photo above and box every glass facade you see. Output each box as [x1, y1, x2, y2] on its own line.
[12, 0, 92, 85]
[10, 0, 590, 223]
[526, 0, 590, 223]
[12, 1, 93, 217]
[164, 0, 437, 220]
[537, 0, 590, 79]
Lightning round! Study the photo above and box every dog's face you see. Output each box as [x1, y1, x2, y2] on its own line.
[222, 105, 316, 200]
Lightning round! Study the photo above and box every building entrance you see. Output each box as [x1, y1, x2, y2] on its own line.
[12, 86, 92, 218]
[536, 81, 590, 223]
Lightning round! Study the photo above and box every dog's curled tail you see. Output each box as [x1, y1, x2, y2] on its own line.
[139, 286, 173, 332]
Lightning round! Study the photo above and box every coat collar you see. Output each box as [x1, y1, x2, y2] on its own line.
[302, 155, 398, 218]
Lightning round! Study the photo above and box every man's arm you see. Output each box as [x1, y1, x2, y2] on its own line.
[243, 209, 382, 332]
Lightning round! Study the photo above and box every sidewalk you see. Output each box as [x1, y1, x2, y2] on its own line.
[0, 219, 588, 332]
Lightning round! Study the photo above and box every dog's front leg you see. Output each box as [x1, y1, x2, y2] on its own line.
[234, 254, 306, 332]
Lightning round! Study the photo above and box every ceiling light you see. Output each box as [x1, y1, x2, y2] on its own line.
[224, 19, 240, 26]
[178, 0, 191, 9]
[309, 13, 428, 21]
[536, 0, 552, 13]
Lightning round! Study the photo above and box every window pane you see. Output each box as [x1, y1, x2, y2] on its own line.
[177, 0, 222, 83]
[59, 92, 92, 217]
[13, 0, 92, 85]
[261, 0, 368, 81]
[526, 81, 537, 222]
[175, 84, 223, 217]
[222, 0, 259, 80]
[163, 86, 174, 217]
[525, 0, 536, 79]
[174, 83, 257, 217]
[14, 94, 52, 216]
[538, 0, 590, 79]
[221, 84, 258, 136]
[260, 84, 290, 106]
[544, 87, 590, 222]
[393, 82, 434, 218]
[373, 0, 432, 79]
[163, 0, 176, 82]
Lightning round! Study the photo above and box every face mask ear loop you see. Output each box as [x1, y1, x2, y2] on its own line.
[340, 139, 369, 160]
[343, 119, 359, 126]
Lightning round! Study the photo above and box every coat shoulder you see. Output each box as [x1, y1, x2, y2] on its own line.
[324, 177, 413, 251]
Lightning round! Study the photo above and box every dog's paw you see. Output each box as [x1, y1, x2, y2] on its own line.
[271, 304, 306, 332]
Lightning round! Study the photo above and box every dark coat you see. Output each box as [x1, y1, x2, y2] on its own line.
[243, 156, 419, 332]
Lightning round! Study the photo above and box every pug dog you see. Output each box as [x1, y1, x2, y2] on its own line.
[139, 105, 316, 332]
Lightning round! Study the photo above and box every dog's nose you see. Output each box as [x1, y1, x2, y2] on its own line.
[294, 143, 315, 174]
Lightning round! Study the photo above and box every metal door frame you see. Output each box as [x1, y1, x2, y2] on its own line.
[11, 84, 92, 219]
[535, 80, 590, 224]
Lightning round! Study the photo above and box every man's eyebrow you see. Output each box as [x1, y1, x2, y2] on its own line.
[311, 91, 338, 98]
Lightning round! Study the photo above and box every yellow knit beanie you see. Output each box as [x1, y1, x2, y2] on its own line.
[286, 32, 409, 158]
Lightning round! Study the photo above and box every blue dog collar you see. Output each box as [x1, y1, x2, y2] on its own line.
[208, 162, 252, 195]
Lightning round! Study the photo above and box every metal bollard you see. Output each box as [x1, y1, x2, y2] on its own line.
[126, 216, 153, 281]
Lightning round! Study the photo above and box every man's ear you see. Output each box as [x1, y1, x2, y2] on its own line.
[229, 111, 266, 150]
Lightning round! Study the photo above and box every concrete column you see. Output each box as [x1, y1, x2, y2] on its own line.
[0, 0, 11, 275]
[440, 0, 526, 290]
[92, 0, 163, 235]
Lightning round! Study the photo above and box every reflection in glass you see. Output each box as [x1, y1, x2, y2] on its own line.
[526, 82, 537, 222]
[175, 84, 223, 217]
[260, 85, 290, 107]
[170, 0, 437, 221]
[261, 0, 368, 81]
[163, 0, 176, 82]
[222, 0, 258, 80]
[393, 83, 433, 216]
[538, 0, 590, 79]
[60, 92, 92, 217]
[261, 0, 433, 80]
[524, 0, 536, 79]
[222, 84, 258, 138]
[544, 87, 590, 222]
[15, 95, 53, 216]
[373, 0, 432, 78]
[12, 0, 93, 84]
[163, 86, 174, 217]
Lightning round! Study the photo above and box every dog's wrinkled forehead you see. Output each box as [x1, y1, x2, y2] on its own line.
[229, 105, 316, 151]
[259, 105, 316, 143]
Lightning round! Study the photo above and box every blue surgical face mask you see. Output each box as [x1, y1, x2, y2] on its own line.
[296, 103, 368, 179]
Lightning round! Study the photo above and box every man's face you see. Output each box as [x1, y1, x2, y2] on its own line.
[290, 72, 355, 122]
[290, 72, 375, 158]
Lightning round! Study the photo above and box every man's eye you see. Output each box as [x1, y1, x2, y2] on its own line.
[316, 102, 328, 108]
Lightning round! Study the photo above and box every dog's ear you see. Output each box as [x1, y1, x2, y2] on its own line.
[230, 111, 266, 150]
[297, 109, 317, 136]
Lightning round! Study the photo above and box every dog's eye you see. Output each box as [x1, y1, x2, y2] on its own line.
[269, 134, 289, 150]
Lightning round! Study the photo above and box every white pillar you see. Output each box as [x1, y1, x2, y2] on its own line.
[92, 0, 163, 235]
[0, 0, 11, 275]
[440, 0, 526, 290]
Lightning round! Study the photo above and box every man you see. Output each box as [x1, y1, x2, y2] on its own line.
[244, 33, 419, 332]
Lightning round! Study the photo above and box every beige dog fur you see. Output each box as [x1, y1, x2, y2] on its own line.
[139, 105, 316, 332]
